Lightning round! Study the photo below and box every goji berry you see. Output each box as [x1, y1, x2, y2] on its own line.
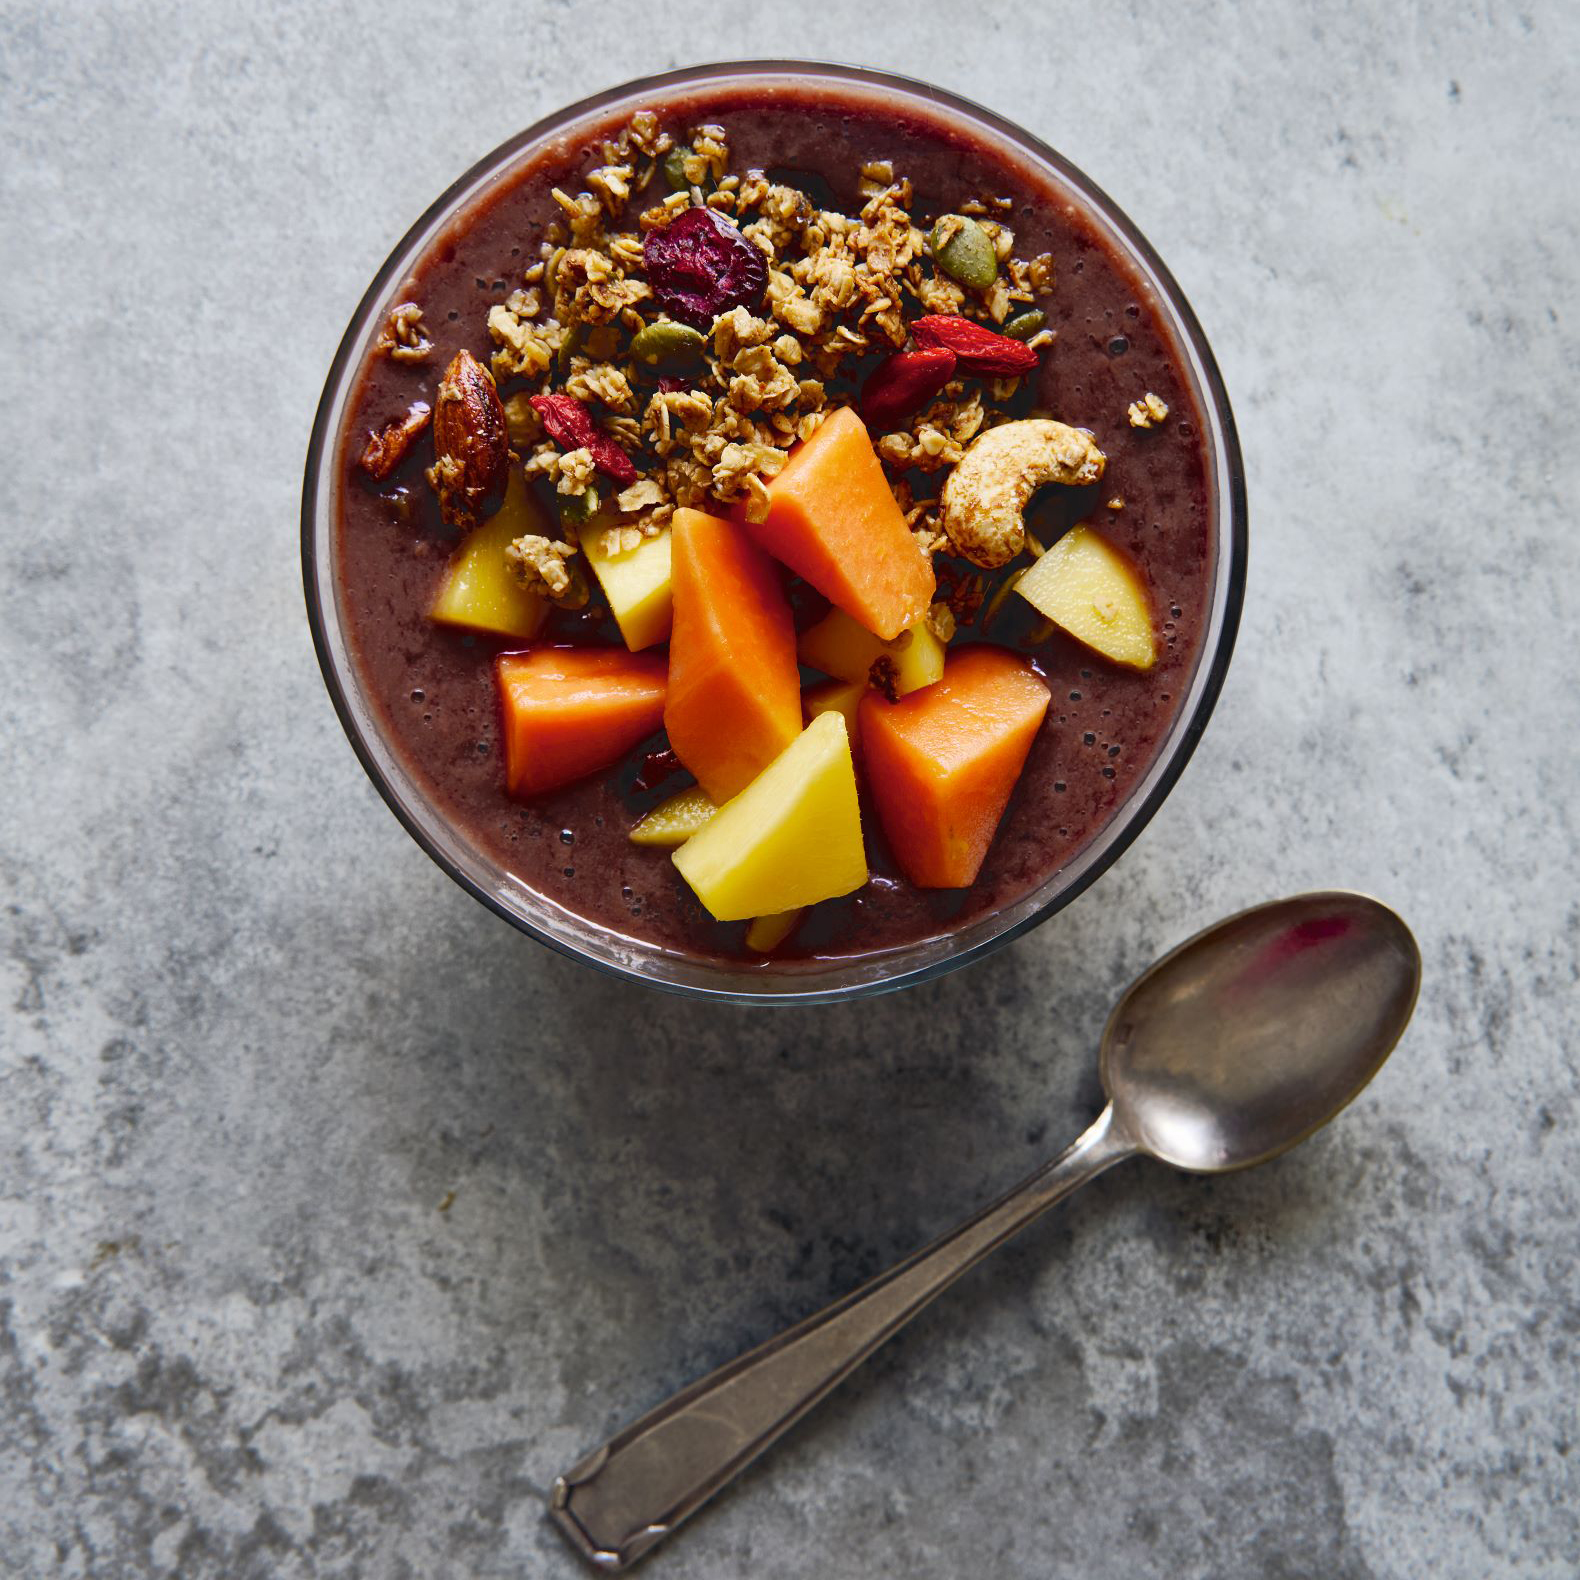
[528, 393, 637, 486]
[859, 347, 957, 431]
[910, 314, 1039, 376]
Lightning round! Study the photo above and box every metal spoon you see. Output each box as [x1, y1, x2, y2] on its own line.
[550, 891, 1421, 1570]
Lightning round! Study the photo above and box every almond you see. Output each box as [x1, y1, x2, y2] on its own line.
[426, 350, 510, 529]
[359, 400, 432, 480]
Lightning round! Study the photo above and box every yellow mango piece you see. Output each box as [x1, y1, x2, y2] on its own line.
[797, 605, 887, 683]
[891, 618, 946, 695]
[1014, 525, 1157, 670]
[746, 908, 805, 953]
[429, 470, 549, 641]
[628, 784, 716, 848]
[672, 711, 867, 922]
[798, 607, 944, 696]
[582, 524, 673, 652]
[803, 678, 866, 747]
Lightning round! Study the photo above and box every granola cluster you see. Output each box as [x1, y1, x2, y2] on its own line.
[409, 112, 1069, 602]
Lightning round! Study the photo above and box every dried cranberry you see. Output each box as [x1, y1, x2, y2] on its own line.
[632, 747, 682, 792]
[656, 375, 692, 394]
[643, 207, 767, 330]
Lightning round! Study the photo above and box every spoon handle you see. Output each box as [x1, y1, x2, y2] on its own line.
[550, 1103, 1137, 1570]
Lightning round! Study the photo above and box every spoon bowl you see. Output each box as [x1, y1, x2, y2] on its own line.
[1102, 891, 1422, 1174]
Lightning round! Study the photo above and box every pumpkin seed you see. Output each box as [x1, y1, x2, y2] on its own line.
[662, 149, 689, 192]
[629, 320, 707, 366]
[556, 321, 587, 372]
[559, 487, 598, 524]
[1004, 309, 1047, 341]
[930, 215, 997, 291]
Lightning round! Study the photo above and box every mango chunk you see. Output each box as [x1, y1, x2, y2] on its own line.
[746, 908, 806, 953]
[797, 605, 887, 684]
[1015, 525, 1156, 671]
[629, 784, 717, 848]
[803, 678, 866, 754]
[891, 617, 947, 695]
[430, 470, 549, 641]
[672, 711, 867, 922]
[753, 406, 934, 641]
[582, 524, 673, 652]
[798, 607, 946, 697]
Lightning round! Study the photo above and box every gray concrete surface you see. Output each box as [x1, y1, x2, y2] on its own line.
[3, 2, 1577, 1576]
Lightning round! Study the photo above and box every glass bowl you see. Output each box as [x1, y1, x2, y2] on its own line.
[302, 60, 1247, 1005]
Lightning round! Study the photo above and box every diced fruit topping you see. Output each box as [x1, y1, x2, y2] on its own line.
[1014, 525, 1157, 670]
[427, 350, 511, 529]
[860, 647, 1050, 889]
[664, 507, 802, 802]
[528, 393, 637, 485]
[753, 406, 934, 642]
[642, 206, 768, 330]
[940, 419, 1107, 569]
[802, 679, 866, 757]
[496, 647, 667, 797]
[672, 711, 867, 921]
[629, 785, 717, 848]
[429, 470, 550, 641]
[797, 606, 888, 685]
[860, 347, 957, 432]
[746, 909, 805, 954]
[797, 607, 945, 698]
[360, 401, 431, 480]
[581, 524, 673, 652]
[888, 616, 947, 697]
[910, 314, 1039, 377]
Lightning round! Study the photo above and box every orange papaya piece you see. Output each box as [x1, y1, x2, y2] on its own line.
[496, 646, 667, 796]
[664, 507, 802, 802]
[859, 646, 1050, 888]
[751, 405, 934, 641]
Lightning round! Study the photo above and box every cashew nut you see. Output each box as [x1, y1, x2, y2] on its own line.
[940, 419, 1107, 569]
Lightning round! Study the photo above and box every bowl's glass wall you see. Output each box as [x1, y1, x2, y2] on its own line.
[303, 61, 1247, 1004]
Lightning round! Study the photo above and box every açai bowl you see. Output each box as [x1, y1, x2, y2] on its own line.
[302, 62, 1246, 1003]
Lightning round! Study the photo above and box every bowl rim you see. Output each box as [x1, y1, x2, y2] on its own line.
[301, 58, 1248, 1006]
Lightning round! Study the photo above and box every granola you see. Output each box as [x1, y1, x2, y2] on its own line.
[1127, 391, 1170, 428]
[422, 109, 1122, 620]
[377, 302, 433, 363]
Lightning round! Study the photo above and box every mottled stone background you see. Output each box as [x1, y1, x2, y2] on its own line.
[3, 3, 1577, 1576]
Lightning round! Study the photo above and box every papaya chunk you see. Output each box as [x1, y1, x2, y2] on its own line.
[664, 507, 801, 802]
[860, 646, 1050, 888]
[752, 405, 934, 641]
[496, 646, 667, 797]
